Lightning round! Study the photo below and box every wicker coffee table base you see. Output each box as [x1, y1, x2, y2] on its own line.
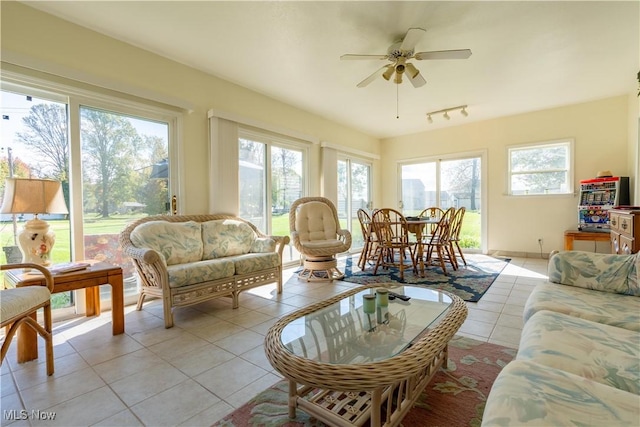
[298, 256, 344, 282]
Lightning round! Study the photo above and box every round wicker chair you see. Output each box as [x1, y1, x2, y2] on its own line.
[289, 197, 352, 281]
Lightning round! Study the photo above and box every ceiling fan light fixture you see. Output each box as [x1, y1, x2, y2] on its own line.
[405, 62, 420, 79]
[394, 72, 403, 84]
[382, 66, 394, 81]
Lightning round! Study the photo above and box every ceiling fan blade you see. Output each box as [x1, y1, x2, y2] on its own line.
[400, 28, 426, 52]
[356, 65, 391, 88]
[341, 54, 388, 60]
[414, 49, 472, 60]
[408, 70, 426, 88]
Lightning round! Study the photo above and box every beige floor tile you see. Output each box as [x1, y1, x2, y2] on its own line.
[224, 372, 282, 409]
[458, 319, 494, 338]
[1, 373, 18, 397]
[109, 363, 189, 406]
[147, 332, 209, 360]
[33, 386, 126, 426]
[194, 358, 270, 399]
[214, 329, 265, 355]
[465, 308, 501, 324]
[92, 348, 165, 384]
[93, 409, 144, 427]
[12, 352, 89, 391]
[130, 379, 220, 427]
[188, 319, 246, 343]
[168, 344, 236, 377]
[225, 310, 274, 329]
[20, 367, 106, 410]
[490, 325, 523, 346]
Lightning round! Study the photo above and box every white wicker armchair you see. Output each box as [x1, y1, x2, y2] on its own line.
[289, 197, 352, 281]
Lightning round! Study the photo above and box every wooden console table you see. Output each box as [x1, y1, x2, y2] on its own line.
[564, 230, 611, 251]
[3, 260, 124, 363]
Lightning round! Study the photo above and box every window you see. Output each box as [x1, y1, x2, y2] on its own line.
[238, 129, 307, 264]
[508, 139, 573, 196]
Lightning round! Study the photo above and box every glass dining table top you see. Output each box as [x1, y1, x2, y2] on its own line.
[280, 286, 453, 364]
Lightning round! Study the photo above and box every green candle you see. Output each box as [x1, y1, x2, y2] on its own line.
[376, 288, 389, 307]
[363, 294, 376, 314]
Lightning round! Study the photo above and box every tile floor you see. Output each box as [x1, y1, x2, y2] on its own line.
[1, 256, 549, 426]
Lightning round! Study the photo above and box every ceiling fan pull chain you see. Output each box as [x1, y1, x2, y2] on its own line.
[396, 83, 399, 119]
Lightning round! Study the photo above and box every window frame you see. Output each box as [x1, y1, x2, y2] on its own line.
[506, 139, 574, 197]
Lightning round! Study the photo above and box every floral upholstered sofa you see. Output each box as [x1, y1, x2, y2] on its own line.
[120, 214, 289, 328]
[482, 250, 640, 426]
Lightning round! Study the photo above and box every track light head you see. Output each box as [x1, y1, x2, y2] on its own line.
[443, 111, 450, 120]
[427, 114, 433, 124]
[461, 107, 468, 117]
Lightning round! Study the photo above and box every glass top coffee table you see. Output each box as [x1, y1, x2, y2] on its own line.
[264, 284, 468, 427]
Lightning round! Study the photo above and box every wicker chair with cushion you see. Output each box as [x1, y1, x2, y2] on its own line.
[290, 197, 352, 281]
[0, 263, 54, 375]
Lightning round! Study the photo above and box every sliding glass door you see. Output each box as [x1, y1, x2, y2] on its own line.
[2, 81, 178, 316]
[338, 157, 372, 251]
[399, 155, 482, 250]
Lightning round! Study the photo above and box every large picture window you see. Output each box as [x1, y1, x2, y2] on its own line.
[508, 139, 573, 196]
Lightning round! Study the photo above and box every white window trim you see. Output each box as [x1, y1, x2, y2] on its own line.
[506, 138, 575, 197]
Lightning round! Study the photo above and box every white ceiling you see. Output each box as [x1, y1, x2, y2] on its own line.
[24, 1, 639, 139]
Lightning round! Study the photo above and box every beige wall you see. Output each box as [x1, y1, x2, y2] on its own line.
[381, 96, 633, 255]
[0, 2, 381, 214]
[2, 2, 637, 254]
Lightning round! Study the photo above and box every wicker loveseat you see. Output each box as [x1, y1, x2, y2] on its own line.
[482, 250, 640, 426]
[119, 214, 289, 328]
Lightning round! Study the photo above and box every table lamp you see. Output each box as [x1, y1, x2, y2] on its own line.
[0, 178, 69, 266]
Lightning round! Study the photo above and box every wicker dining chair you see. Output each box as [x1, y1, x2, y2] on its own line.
[418, 206, 445, 235]
[0, 263, 55, 376]
[371, 208, 418, 280]
[449, 207, 467, 268]
[356, 209, 378, 270]
[423, 207, 457, 275]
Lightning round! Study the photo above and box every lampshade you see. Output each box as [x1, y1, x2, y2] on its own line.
[0, 178, 68, 215]
[0, 178, 68, 267]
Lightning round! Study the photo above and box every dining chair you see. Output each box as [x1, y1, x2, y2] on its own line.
[449, 207, 467, 268]
[0, 263, 55, 376]
[356, 209, 378, 270]
[423, 207, 457, 275]
[371, 208, 418, 280]
[418, 206, 445, 235]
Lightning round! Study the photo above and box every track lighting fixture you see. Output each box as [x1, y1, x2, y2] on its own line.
[425, 105, 469, 123]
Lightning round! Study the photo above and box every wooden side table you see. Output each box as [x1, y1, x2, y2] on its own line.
[3, 260, 125, 363]
[563, 230, 611, 251]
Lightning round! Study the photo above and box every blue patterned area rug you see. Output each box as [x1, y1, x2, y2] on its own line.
[340, 253, 510, 302]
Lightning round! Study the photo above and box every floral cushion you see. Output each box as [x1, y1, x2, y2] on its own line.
[482, 360, 640, 427]
[518, 310, 640, 394]
[548, 251, 640, 296]
[251, 237, 276, 253]
[202, 220, 256, 259]
[130, 221, 203, 266]
[233, 253, 281, 275]
[524, 283, 640, 332]
[167, 258, 235, 288]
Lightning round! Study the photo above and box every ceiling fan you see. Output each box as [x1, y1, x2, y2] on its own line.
[341, 28, 472, 88]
